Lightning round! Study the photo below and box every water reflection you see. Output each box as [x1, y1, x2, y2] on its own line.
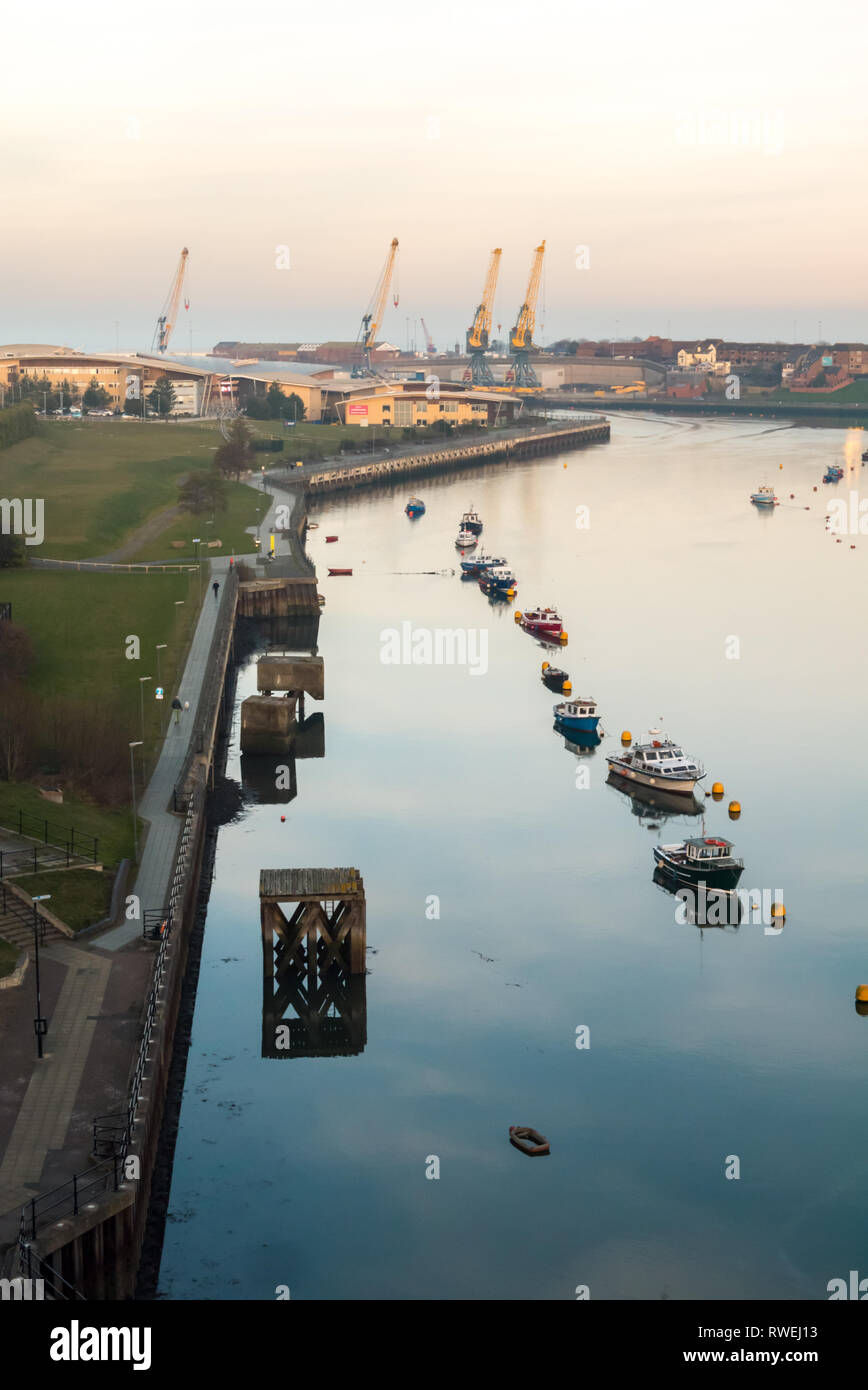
[606, 770, 705, 827]
[652, 867, 742, 931]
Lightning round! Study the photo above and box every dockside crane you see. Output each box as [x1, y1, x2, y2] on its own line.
[420, 317, 436, 355]
[152, 247, 189, 354]
[352, 238, 399, 377]
[465, 248, 502, 385]
[507, 240, 545, 389]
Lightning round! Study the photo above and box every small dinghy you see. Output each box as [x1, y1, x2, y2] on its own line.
[541, 661, 570, 692]
[328, 568, 353, 576]
[406, 496, 425, 516]
[509, 1126, 550, 1157]
[823, 465, 844, 484]
[325, 535, 339, 543]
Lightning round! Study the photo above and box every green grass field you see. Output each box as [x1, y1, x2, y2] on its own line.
[0, 937, 19, 978]
[126, 481, 273, 561]
[14, 868, 113, 932]
[0, 782, 138, 867]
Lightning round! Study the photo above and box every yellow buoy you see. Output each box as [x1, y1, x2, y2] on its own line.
[779, 463, 783, 469]
[562, 680, 572, 692]
[515, 611, 523, 622]
[621, 730, 632, 744]
[711, 781, 724, 797]
[541, 660, 550, 671]
[728, 800, 741, 819]
[559, 631, 568, 644]
[856, 985, 868, 1003]
[771, 901, 786, 919]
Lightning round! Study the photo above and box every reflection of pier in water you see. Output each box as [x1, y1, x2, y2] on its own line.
[260, 869, 367, 1059]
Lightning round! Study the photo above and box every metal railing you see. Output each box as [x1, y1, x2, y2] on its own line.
[19, 1154, 124, 1243]
[0, 843, 93, 880]
[0, 808, 98, 860]
[173, 569, 239, 811]
[18, 1242, 86, 1301]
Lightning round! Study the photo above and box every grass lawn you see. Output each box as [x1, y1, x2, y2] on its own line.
[127, 481, 273, 561]
[14, 868, 113, 932]
[0, 937, 20, 979]
[0, 782, 138, 867]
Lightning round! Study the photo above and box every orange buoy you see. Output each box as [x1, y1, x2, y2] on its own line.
[711, 782, 724, 797]
[856, 985, 868, 1003]
[509, 1125, 550, 1157]
[728, 800, 741, 819]
[621, 730, 631, 744]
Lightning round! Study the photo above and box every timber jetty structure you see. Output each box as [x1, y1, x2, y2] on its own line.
[304, 419, 609, 496]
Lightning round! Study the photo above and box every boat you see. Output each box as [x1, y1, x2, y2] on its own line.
[862, 449, 868, 463]
[823, 465, 844, 484]
[541, 662, 570, 692]
[516, 607, 564, 637]
[750, 485, 778, 507]
[653, 837, 744, 891]
[478, 565, 517, 594]
[327, 568, 353, 576]
[455, 529, 477, 549]
[406, 497, 425, 516]
[553, 697, 599, 733]
[460, 553, 507, 576]
[325, 535, 339, 542]
[461, 507, 483, 536]
[606, 732, 705, 797]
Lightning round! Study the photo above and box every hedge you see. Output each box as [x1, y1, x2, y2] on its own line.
[0, 402, 36, 450]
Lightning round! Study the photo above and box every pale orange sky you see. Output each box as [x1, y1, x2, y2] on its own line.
[2, 0, 867, 350]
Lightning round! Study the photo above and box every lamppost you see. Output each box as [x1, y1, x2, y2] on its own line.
[192, 537, 202, 599]
[31, 894, 51, 1058]
[129, 741, 142, 863]
[138, 676, 151, 776]
[155, 644, 167, 688]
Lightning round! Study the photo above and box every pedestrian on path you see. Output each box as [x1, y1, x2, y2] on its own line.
[171, 696, 183, 726]
[212, 580, 219, 599]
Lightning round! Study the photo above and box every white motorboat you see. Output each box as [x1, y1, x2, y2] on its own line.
[606, 731, 705, 797]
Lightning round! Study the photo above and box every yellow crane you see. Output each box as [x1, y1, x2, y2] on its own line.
[152, 247, 189, 354]
[465, 248, 502, 386]
[507, 240, 545, 389]
[353, 238, 399, 377]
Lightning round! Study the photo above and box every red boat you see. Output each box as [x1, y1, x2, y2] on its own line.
[325, 535, 339, 542]
[328, 568, 353, 576]
[515, 607, 563, 636]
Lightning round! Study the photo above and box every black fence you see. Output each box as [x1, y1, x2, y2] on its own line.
[172, 568, 239, 811]
[1, 808, 98, 861]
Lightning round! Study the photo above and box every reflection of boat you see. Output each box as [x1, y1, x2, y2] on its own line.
[652, 868, 742, 928]
[553, 697, 599, 733]
[517, 607, 563, 637]
[461, 507, 483, 535]
[479, 565, 517, 594]
[460, 553, 506, 575]
[557, 725, 601, 755]
[606, 770, 704, 823]
[541, 662, 570, 691]
[823, 465, 844, 484]
[606, 732, 705, 797]
[653, 837, 744, 890]
[456, 529, 477, 548]
[750, 485, 778, 507]
[406, 496, 425, 516]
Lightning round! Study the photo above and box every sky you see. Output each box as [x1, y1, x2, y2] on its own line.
[2, 0, 867, 352]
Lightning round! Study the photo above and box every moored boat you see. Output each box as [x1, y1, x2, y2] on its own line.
[455, 529, 477, 549]
[516, 606, 564, 637]
[541, 661, 570, 692]
[328, 567, 353, 576]
[750, 485, 778, 507]
[606, 732, 705, 797]
[406, 496, 426, 516]
[653, 837, 744, 891]
[553, 697, 599, 733]
[479, 565, 517, 594]
[460, 552, 506, 576]
[325, 535, 339, 542]
[823, 465, 844, 484]
[461, 507, 483, 535]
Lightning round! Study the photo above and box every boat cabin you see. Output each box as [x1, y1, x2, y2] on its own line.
[623, 740, 701, 776]
[684, 837, 734, 862]
[558, 699, 596, 718]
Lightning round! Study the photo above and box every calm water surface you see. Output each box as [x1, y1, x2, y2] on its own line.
[158, 412, 868, 1300]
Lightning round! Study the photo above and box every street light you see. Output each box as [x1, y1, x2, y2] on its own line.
[155, 644, 167, 688]
[138, 676, 152, 775]
[31, 895, 51, 1058]
[129, 742, 142, 863]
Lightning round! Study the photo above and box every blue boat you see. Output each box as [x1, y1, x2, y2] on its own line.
[406, 496, 425, 516]
[823, 465, 844, 484]
[553, 697, 600, 733]
[460, 552, 506, 576]
[478, 565, 517, 594]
